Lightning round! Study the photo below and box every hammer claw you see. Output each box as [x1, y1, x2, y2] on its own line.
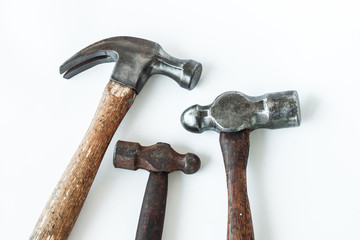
[60, 53, 113, 79]
[59, 39, 120, 77]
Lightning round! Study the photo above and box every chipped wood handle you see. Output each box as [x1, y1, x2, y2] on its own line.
[220, 130, 254, 240]
[30, 80, 137, 240]
[136, 172, 168, 240]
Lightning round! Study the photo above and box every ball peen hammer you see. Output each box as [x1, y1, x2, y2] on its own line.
[114, 141, 201, 240]
[181, 90, 301, 240]
[30, 36, 202, 240]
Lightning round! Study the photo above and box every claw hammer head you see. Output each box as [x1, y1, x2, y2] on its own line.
[181, 90, 301, 133]
[60, 36, 202, 93]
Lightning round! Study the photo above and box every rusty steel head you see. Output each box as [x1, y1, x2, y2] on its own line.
[113, 141, 201, 174]
[181, 90, 301, 133]
[60, 36, 202, 93]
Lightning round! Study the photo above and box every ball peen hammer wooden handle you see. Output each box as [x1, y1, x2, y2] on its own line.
[30, 36, 202, 240]
[220, 130, 254, 240]
[136, 172, 168, 240]
[30, 81, 136, 240]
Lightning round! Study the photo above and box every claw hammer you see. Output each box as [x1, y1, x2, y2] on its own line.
[181, 90, 301, 240]
[30, 36, 202, 240]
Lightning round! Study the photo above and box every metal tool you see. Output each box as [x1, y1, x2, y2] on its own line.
[181, 90, 301, 240]
[30, 36, 202, 240]
[114, 141, 201, 240]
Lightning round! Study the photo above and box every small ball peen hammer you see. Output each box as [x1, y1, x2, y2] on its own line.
[113, 141, 201, 240]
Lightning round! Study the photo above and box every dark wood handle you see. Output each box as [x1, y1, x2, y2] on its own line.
[30, 80, 136, 240]
[136, 172, 168, 240]
[220, 130, 254, 240]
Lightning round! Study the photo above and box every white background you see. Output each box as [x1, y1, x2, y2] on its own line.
[1, 0, 359, 239]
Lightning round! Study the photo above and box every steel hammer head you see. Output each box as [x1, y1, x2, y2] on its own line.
[181, 90, 301, 133]
[60, 36, 202, 93]
[114, 141, 201, 174]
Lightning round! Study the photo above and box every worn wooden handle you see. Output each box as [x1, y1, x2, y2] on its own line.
[30, 80, 136, 240]
[135, 172, 168, 240]
[220, 130, 254, 240]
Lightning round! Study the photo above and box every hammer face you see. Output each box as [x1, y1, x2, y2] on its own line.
[265, 90, 301, 129]
[181, 90, 301, 133]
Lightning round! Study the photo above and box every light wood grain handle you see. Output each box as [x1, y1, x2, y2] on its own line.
[220, 130, 254, 240]
[30, 80, 136, 240]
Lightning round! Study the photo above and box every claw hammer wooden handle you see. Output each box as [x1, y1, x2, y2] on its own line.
[30, 81, 136, 240]
[220, 130, 254, 240]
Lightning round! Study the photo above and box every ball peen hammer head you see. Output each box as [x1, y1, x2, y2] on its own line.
[181, 90, 301, 133]
[59, 36, 202, 93]
[113, 141, 201, 174]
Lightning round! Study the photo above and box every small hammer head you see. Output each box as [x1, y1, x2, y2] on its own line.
[60, 36, 202, 93]
[114, 141, 201, 174]
[181, 90, 301, 133]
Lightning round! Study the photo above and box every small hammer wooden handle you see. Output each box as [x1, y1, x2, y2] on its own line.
[220, 130, 254, 240]
[136, 172, 168, 240]
[30, 81, 136, 240]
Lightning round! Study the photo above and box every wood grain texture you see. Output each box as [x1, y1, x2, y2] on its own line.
[30, 80, 136, 240]
[135, 172, 168, 240]
[220, 130, 254, 240]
